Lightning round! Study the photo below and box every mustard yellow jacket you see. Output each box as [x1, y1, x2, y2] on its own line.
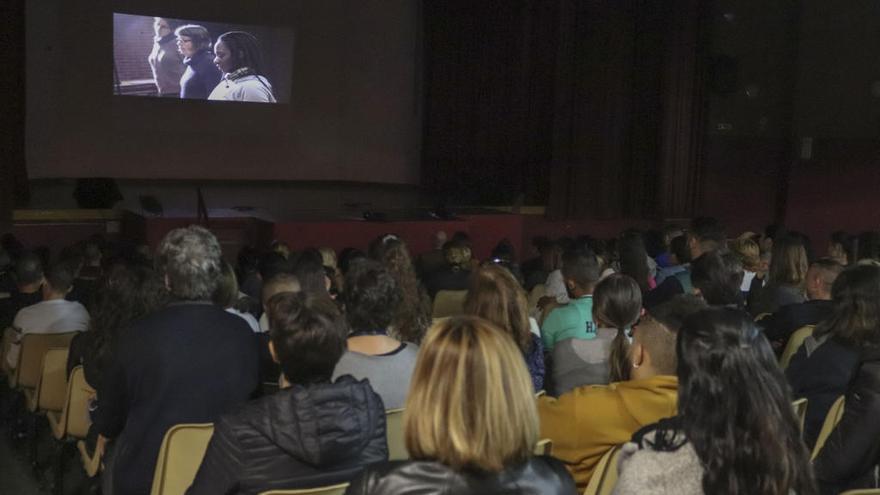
[538, 375, 678, 491]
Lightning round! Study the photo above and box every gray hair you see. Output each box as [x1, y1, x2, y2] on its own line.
[157, 225, 222, 300]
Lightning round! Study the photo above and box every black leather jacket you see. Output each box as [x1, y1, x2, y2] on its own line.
[344, 457, 577, 495]
[815, 346, 880, 495]
[187, 375, 388, 495]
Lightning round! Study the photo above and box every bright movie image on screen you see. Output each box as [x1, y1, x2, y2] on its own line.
[113, 13, 293, 104]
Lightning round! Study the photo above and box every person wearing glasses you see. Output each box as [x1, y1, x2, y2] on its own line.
[174, 24, 221, 99]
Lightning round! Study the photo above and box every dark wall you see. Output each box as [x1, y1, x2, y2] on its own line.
[0, 0, 26, 230]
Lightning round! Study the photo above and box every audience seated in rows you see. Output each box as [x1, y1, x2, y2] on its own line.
[760, 257, 843, 350]
[615, 308, 816, 495]
[332, 260, 419, 410]
[690, 250, 745, 308]
[415, 230, 447, 282]
[369, 234, 432, 344]
[464, 264, 545, 391]
[655, 234, 690, 285]
[551, 273, 642, 395]
[539, 250, 600, 352]
[188, 292, 387, 495]
[94, 226, 260, 495]
[346, 316, 577, 494]
[538, 295, 706, 491]
[787, 263, 880, 449]
[6, 260, 90, 369]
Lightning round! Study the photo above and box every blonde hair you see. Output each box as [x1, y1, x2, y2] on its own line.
[730, 238, 761, 272]
[404, 316, 538, 472]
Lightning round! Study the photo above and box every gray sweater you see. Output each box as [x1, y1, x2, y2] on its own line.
[613, 431, 703, 495]
[551, 328, 617, 396]
[332, 343, 419, 410]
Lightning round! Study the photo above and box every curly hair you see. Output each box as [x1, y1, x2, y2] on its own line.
[342, 259, 402, 332]
[368, 235, 431, 343]
[156, 225, 223, 300]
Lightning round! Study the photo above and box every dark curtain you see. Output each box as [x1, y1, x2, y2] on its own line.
[0, 0, 27, 232]
[423, 0, 710, 219]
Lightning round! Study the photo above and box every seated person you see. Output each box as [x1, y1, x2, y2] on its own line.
[464, 264, 544, 390]
[655, 235, 689, 285]
[424, 239, 473, 298]
[188, 293, 388, 494]
[748, 236, 808, 316]
[644, 217, 725, 309]
[538, 295, 706, 491]
[95, 226, 260, 495]
[6, 260, 90, 369]
[0, 252, 45, 329]
[614, 308, 815, 495]
[552, 274, 642, 395]
[540, 250, 601, 352]
[786, 264, 880, 449]
[760, 258, 842, 350]
[346, 316, 577, 495]
[214, 261, 260, 333]
[690, 251, 745, 308]
[258, 273, 301, 332]
[333, 260, 419, 410]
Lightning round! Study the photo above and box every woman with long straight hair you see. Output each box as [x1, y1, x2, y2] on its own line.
[614, 308, 817, 495]
[749, 235, 809, 315]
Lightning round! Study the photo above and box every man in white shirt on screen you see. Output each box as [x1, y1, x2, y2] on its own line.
[6, 261, 90, 369]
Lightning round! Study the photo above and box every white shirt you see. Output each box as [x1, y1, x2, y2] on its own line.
[7, 299, 90, 368]
[225, 308, 261, 333]
[208, 75, 277, 103]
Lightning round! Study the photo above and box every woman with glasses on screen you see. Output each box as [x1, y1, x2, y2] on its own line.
[174, 24, 221, 99]
[208, 31, 277, 103]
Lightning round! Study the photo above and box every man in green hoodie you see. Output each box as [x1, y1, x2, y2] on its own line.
[538, 295, 706, 491]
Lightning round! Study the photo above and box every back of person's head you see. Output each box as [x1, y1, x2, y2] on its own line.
[45, 261, 76, 295]
[464, 264, 531, 354]
[267, 292, 348, 384]
[156, 226, 223, 300]
[318, 247, 338, 270]
[675, 308, 816, 495]
[404, 316, 537, 473]
[212, 260, 239, 308]
[669, 235, 690, 265]
[342, 260, 401, 332]
[490, 239, 517, 264]
[258, 251, 295, 282]
[338, 248, 367, 276]
[91, 263, 167, 351]
[691, 251, 744, 307]
[817, 264, 880, 347]
[560, 249, 600, 292]
[829, 230, 855, 266]
[14, 252, 44, 287]
[261, 273, 301, 308]
[594, 274, 642, 382]
[618, 231, 651, 292]
[293, 255, 328, 296]
[806, 258, 843, 300]
[856, 231, 880, 263]
[236, 246, 260, 276]
[768, 236, 809, 287]
[631, 295, 707, 376]
[729, 237, 761, 272]
[443, 239, 472, 271]
[688, 217, 726, 255]
[370, 235, 430, 343]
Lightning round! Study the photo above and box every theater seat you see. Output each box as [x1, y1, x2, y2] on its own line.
[779, 325, 815, 370]
[534, 438, 553, 456]
[27, 347, 69, 413]
[431, 290, 467, 319]
[583, 445, 621, 495]
[811, 395, 845, 461]
[385, 408, 407, 461]
[259, 483, 349, 495]
[10, 332, 77, 390]
[48, 365, 95, 441]
[840, 490, 880, 495]
[150, 423, 214, 495]
[77, 439, 102, 478]
[791, 398, 808, 434]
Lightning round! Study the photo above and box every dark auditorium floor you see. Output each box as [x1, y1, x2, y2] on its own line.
[0, 384, 91, 495]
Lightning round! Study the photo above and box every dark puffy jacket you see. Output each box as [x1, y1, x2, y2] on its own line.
[344, 457, 577, 495]
[815, 346, 880, 495]
[187, 375, 388, 495]
[786, 333, 860, 448]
